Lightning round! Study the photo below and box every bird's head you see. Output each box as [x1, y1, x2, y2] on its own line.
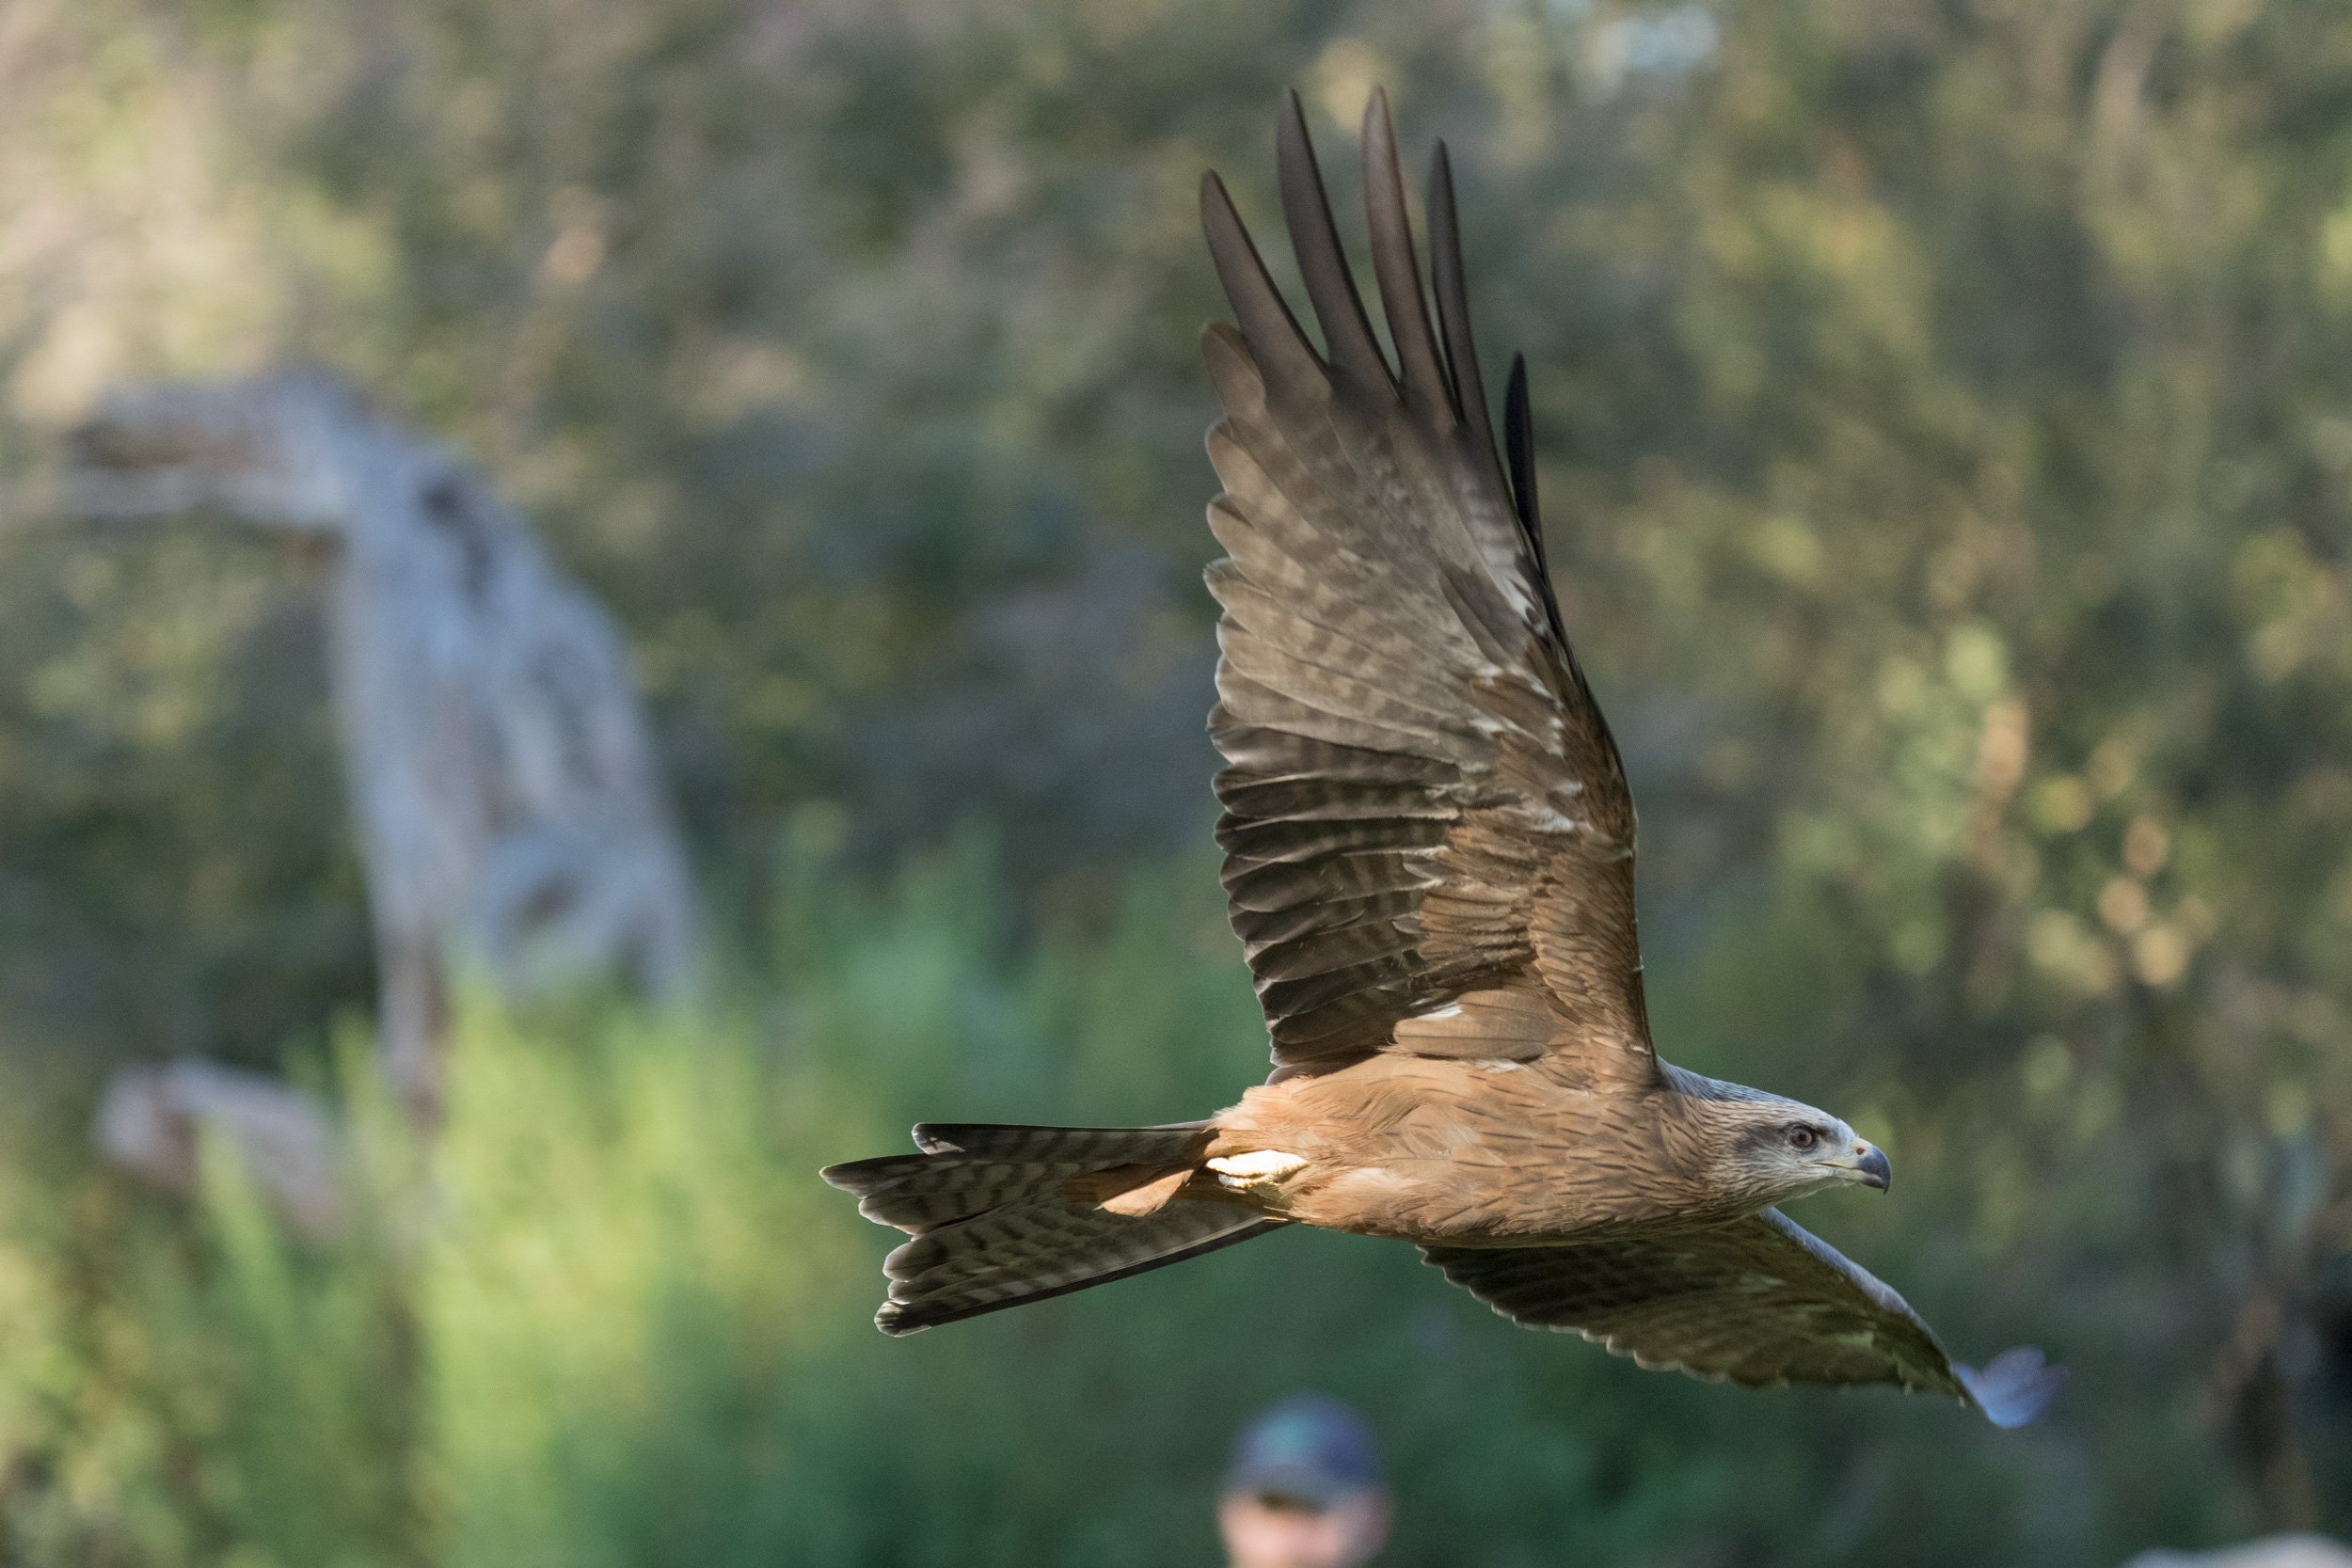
[1715, 1097, 1890, 1206]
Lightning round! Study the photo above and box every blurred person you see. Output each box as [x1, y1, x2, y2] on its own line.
[1217, 1395, 1391, 1568]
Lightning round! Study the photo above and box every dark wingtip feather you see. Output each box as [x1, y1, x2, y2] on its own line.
[1956, 1346, 2067, 1428]
[1200, 171, 1319, 384]
[1504, 354, 1539, 546]
[1277, 87, 1393, 390]
[1427, 138, 1499, 464]
[1359, 87, 1451, 415]
[1502, 354, 1567, 642]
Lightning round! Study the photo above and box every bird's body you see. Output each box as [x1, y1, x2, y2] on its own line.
[1136, 1052, 1818, 1244]
[824, 90, 2063, 1428]
[1216, 1052, 1693, 1243]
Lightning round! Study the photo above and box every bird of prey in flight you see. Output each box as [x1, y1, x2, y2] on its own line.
[825, 90, 2063, 1427]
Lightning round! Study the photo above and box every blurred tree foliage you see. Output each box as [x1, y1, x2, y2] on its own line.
[0, 847, 2185, 1567]
[3, 0, 2352, 1554]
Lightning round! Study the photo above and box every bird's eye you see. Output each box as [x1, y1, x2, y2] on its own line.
[1788, 1127, 1817, 1150]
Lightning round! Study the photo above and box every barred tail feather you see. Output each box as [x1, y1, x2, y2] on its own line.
[821, 1121, 1284, 1335]
[874, 1197, 1281, 1335]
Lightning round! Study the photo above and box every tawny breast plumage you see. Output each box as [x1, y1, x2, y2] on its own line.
[1204, 1054, 1705, 1243]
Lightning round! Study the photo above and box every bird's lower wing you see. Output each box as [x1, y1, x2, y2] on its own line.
[1423, 1209, 1980, 1403]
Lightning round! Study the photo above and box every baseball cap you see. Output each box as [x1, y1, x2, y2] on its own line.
[1223, 1394, 1385, 1511]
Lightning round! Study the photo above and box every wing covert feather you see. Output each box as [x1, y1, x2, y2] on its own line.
[1200, 91, 1647, 1071]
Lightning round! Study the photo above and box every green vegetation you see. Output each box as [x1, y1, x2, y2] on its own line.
[0, 844, 2189, 1566]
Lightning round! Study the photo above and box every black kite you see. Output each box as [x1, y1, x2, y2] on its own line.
[824, 92, 2062, 1427]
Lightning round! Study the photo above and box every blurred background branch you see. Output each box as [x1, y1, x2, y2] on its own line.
[63, 370, 698, 1127]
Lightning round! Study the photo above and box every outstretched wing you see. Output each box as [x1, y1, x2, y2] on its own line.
[1200, 91, 1650, 1080]
[1422, 1209, 2066, 1426]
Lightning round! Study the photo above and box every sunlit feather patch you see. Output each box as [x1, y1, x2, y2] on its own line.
[1391, 984, 1555, 1059]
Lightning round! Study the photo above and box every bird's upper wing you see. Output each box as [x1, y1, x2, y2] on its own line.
[1200, 91, 1648, 1079]
[1422, 1209, 2067, 1426]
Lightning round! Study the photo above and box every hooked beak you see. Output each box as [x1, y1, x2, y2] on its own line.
[1828, 1143, 1891, 1193]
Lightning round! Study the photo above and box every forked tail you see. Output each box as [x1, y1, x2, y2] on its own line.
[819, 1121, 1283, 1334]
